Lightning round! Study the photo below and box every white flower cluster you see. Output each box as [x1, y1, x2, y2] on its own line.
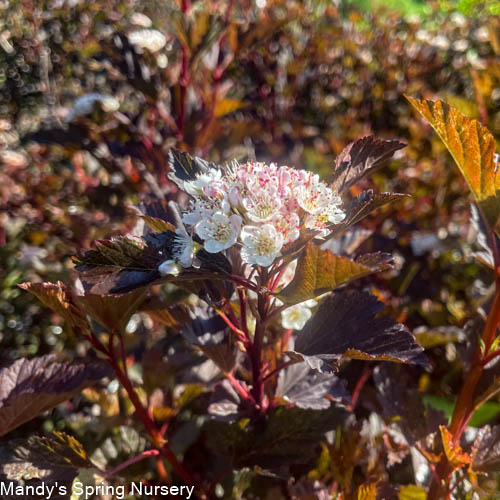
[159, 161, 345, 275]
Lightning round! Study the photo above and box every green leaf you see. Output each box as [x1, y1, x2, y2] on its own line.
[407, 97, 499, 231]
[277, 243, 392, 305]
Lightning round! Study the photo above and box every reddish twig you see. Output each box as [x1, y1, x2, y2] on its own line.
[104, 450, 160, 478]
[348, 365, 372, 411]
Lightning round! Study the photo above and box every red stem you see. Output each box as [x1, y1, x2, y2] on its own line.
[226, 372, 256, 404]
[262, 360, 295, 383]
[348, 365, 371, 411]
[250, 293, 268, 411]
[89, 330, 198, 489]
[105, 450, 160, 478]
[428, 283, 500, 498]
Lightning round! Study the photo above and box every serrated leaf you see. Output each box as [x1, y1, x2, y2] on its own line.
[288, 289, 428, 373]
[132, 200, 176, 234]
[0, 355, 111, 437]
[276, 363, 349, 410]
[73, 288, 147, 334]
[332, 136, 406, 192]
[204, 405, 347, 468]
[375, 365, 445, 445]
[18, 281, 86, 329]
[440, 425, 472, 471]
[471, 424, 500, 473]
[0, 432, 100, 497]
[407, 97, 499, 230]
[330, 191, 409, 236]
[277, 243, 392, 305]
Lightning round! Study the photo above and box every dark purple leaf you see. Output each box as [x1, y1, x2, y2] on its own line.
[204, 405, 347, 468]
[276, 362, 349, 410]
[288, 289, 429, 372]
[208, 379, 242, 421]
[182, 308, 235, 373]
[0, 355, 111, 437]
[331, 191, 408, 235]
[374, 365, 445, 445]
[332, 136, 406, 192]
[0, 432, 97, 500]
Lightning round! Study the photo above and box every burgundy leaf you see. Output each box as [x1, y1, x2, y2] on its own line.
[287, 289, 429, 372]
[0, 355, 111, 437]
[276, 362, 349, 410]
[332, 136, 406, 192]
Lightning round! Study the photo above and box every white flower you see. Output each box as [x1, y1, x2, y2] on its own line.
[183, 169, 223, 197]
[65, 93, 119, 122]
[158, 259, 181, 276]
[271, 211, 300, 244]
[281, 303, 312, 330]
[240, 224, 283, 267]
[295, 176, 333, 215]
[196, 212, 242, 253]
[182, 196, 230, 226]
[242, 187, 282, 222]
[325, 197, 345, 224]
[128, 29, 166, 52]
[172, 229, 195, 268]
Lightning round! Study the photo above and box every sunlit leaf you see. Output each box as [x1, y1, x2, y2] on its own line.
[440, 425, 471, 471]
[0, 432, 102, 496]
[73, 288, 147, 334]
[407, 97, 499, 230]
[18, 281, 86, 329]
[277, 243, 392, 305]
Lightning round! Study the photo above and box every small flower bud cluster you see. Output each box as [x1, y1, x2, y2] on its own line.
[161, 161, 345, 274]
